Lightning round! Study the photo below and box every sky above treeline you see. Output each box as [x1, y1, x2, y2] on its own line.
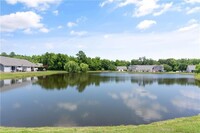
[1, 0, 200, 60]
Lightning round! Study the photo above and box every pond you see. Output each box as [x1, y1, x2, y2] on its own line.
[1, 72, 200, 127]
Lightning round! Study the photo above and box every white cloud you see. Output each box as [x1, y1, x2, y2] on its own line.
[67, 22, 77, 28]
[53, 10, 59, 16]
[70, 30, 88, 36]
[23, 28, 33, 34]
[133, 0, 160, 17]
[99, 0, 114, 7]
[67, 16, 87, 28]
[177, 19, 200, 32]
[137, 20, 156, 30]
[117, 0, 137, 7]
[58, 103, 77, 111]
[153, 2, 173, 16]
[2, 19, 199, 60]
[76, 16, 87, 23]
[119, 88, 167, 121]
[0, 11, 48, 33]
[6, 0, 63, 11]
[186, 7, 200, 14]
[108, 92, 119, 100]
[184, 0, 200, 4]
[101, 0, 173, 17]
[39, 27, 49, 33]
[180, 90, 200, 100]
[57, 25, 63, 29]
[178, 24, 199, 32]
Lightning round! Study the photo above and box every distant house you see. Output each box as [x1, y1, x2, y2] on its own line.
[128, 65, 164, 72]
[0, 56, 38, 72]
[116, 66, 127, 71]
[186, 65, 196, 73]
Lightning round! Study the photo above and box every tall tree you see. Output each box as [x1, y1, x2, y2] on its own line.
[76, 51, 87, 64]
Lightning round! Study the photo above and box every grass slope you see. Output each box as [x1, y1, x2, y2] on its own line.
[1, 115, 200, 133]
[0, 71, 67, 80]
[195, 74, 200, 81]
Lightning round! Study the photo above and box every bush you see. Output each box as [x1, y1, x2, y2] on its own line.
[80, 63, 89, 72]
[64, 61, 80, 73]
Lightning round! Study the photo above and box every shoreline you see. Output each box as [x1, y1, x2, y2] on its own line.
[0, 115, 199, 133]
[0, 71, 196, 80]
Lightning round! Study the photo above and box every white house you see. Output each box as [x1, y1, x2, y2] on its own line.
[128, 65, 164, 72]
[116, 66, 127, 71]
[0, 56, 38, 72]
[186, 65, 196, 73]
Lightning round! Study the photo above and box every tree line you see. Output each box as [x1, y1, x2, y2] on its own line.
[1, 51, 200, 72]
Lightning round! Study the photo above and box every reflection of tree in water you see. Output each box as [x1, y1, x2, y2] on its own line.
[131, 78, 154, 86]
[157, 78, 200, 87]
[35, 73, 115, 92]
[130, 77, 200, 87]
[35, 73, 200, 92]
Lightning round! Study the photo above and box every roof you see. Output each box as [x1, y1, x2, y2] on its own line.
[116, 66, 127, 69]
[129, 65, 163, 70]
[0, 56, 38, 67]
[187, 65, 196, 70]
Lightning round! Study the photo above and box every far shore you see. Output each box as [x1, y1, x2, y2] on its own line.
[0, 70, 197, 80]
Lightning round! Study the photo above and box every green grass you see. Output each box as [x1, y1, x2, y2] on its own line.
[0, 115, 200, 133]
[195, 74, 200, 81]
[0, 71, 67, 80]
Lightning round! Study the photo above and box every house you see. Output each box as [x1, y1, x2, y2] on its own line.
[116, 66, 127, 71]
[186, 65, 196, 73]
[0, 56, 38, 72]
[128, 65, 164, 72]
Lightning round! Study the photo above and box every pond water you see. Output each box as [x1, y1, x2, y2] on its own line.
[1, 73, 200, 127]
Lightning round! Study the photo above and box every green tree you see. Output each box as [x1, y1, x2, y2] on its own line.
[76, 51, 87, 64]
[9, 52, 16, 57]
[196, 64, 200, 73]
[164, 64, 172, 72]
[80, 63, 89, 72]
[101, 59, 116, 70]
[87, 57, 102, 71]
[64, 61, 80, 73]
[1, 52, 7, 56]
[178, 63, 187, 72]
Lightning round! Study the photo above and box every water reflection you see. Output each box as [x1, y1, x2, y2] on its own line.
[172, 89, 200, 111]
[34, 73, 200, 92]
[0, 77, 37, 92]
[1, 73, 200, 127]
[109, 87, 168, 121]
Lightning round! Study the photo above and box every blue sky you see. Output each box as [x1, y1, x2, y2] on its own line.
[1, 0, 200, 60]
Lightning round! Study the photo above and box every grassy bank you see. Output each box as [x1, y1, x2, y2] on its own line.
[195, 74, 200, 81]
[0, 115, 200, 133]
[0, 71, 67, 80]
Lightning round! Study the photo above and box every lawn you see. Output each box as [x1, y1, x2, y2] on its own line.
[0, 115, 200, 133]
[0, 71, 67, 80]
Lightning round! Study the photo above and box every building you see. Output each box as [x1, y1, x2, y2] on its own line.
[116, 66, 127, 71]
[186, 65, 196, 73]
[128, 65, 164, 72]
[0, 56, 38, 72]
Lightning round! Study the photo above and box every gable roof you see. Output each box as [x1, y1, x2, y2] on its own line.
[0, 56, 38, 67]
